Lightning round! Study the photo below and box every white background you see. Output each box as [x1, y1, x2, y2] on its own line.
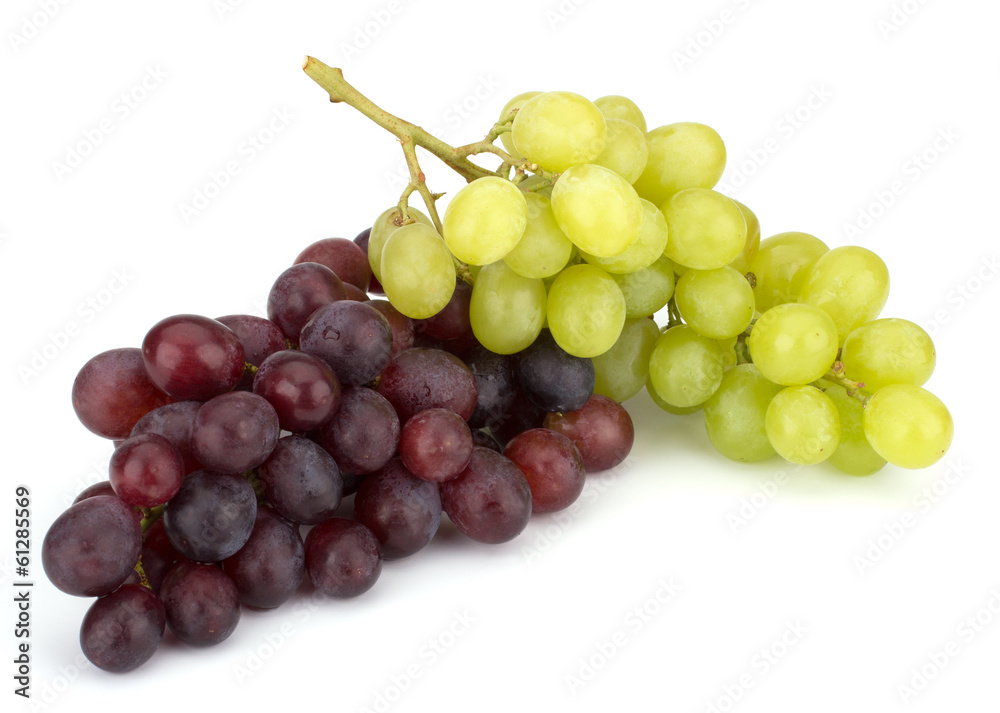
[3, 0, 999, 711]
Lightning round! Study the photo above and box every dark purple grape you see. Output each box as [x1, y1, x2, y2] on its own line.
[141, 519, 188, 593]
[257, 436, 342, 526]
[190, 391, 279, 473]
[43, 495, 142, 597]
[439, 447, 532, 544]
[353, 458, 441, 560]
[471, 429, 502, 453]
[376, 348, 478, 423]
[354, 227, 372, 250]
[299, 301, 393, 386]
[130, 401, 203, 474]
[216, 314, 287, 390]
[80, 584, 165, 672]
[343, 283, 369, 302]
[415, 280, 473, 342]
[304, 518, 382, 598]
[367, 299, 414, 355]
[315, 386, 399, 478]
[464, 347, 515, 430]
[160, 562, 240, 647]
[72, 348, 173, 440]
[398, 408, 473, 483]
[543, 394, 634, 472]
[253, 350, 341, 433]
[109, 433, 185, 508]
[515, 330, 595, 413]
[295, 237, 372, 291]
[222, 507, 305, 609]
[490, 390, 548, 447]
[141, 314, 246, 401]
[73, 480, 117, 504]
[503, 428, 586, 513]
[267, 262, 347, 341]
[162, 471, 257, 562]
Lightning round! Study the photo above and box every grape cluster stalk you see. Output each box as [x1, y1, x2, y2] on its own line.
[42, 59, 952, 673]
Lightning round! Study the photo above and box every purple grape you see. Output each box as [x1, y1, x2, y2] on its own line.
[367, 299, 414, 355]
[160, 561, 241, 647]
[257, 436, 343, 526]
[162, 471, 257, 562]
[343, 283, 369, 301]
[353, 458, 442, 560]
[471, 429, 502, 453]
[130, 401, 203, 474]
[222, 507, 305, 609]
[398, 408, 473, 483]
[515, 330, 595, 413]
[253, 350, 341, 433]
[315, 386, 399, 479]
[503, 428, 586, 513]
[80, 584, 165, 672]
[490, 390, 548, 447]
[141, 519, 188, 593]
[73, 480, 117, 504]
[464, 346, 516, 430]
[543, 394, 634, 472]
[305, 518, 382, 598]
[72, 348, 173, 440]
[440, 447, 532, 544]
[190, 391, 279, 473]
[376, 348, 478, 423]
[267, 262, 347, 341]
[414, 280, 473, 342]
[295, 237, 372, 291]
[109, 433, 185, 508]
[216, 314, 287, 390]
[43, 495, 142, 597]
[299, 301, 393, 386]
[141, 314, 246, 401]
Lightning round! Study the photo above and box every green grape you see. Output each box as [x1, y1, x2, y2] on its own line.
[765, 385, 840, 465]
[442, 177, 527, 265]
[511, 91, 607, 172]
[469, 261, 546, 354]
[368, 205, 433, 281]
[749, 232, 828, 312]
[592, 118, 649, 184]
[550, 163, 643, 257]
[648, 325, 726, 408]
[823, 384, 886, 476]
[592, 317, 660, 402]
[661, 188, 746, 270]
[799, 246, 890, 342]
[728, 199, 761, 275]
[633, 122, 726, 206]
[593, 95, 647, 133]
[612, 254, 676, 318]
[546, 264, 626, 358]
[841, 318, 936, 394]
[646, 373, 704, 415]
[674, 266, 755, 340]
[704, 364, 783, 462]
[748, 303, 839, 386]
[581, 199, 667, 273]
[715, 337, 738, 369]
[497, 90, 542, 155]
[862, 384, 953, 469]
[380, 223, 456, 319]
[502, 192, 573, 279]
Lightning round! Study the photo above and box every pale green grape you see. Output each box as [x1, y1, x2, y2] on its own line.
[550, 163, 642, 257]
[611, 254, 676, 318]
[646, 374, 704, 415]
[633, 122, 726, 206]
[648, 325, 726, 408]
[368, 206, 433, 281]
[581, 199, 667, 273]
[704, 364, 783, 462]
[862, 384, 953, 469]
[799, 245, 890, 342]
[750, 232, 828, 312]
[380, 223, 456, 319]
[442, 177, 527, 265]
[748, 303, 839, 386]
[716, 337, 738, 369]
[841, 318, 935, 394]
[546, 264, 626, 357]
[728, 199, 761, 275]
[824, 384, 886, 476]
[675, 266, 755, 340]
[592, 317, 660, 402]
[592, 118, 649, 184]
[662, 188, 746, 270]
[498, 91, 542, 155]
[502, 192, 573, 279]
[511, 91, 607, 172]
[469, 261, 546, 354]
[593, 95, 647, 133]
[765, 385, 840, 465]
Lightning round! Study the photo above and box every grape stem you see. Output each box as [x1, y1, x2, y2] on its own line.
[819, 361, 870, 405]
[139, 505, 164, 533]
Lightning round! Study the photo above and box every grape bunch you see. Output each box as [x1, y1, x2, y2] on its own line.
[42, 60, 953, 674]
